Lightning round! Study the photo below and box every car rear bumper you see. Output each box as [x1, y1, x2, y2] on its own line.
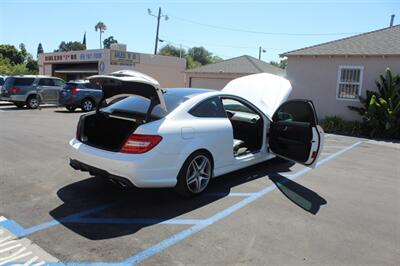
[69, 138, 180, 188]
[0, 95, 25, 102]
[69, 159, 134, 187]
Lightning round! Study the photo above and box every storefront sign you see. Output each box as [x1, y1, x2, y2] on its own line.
[43, 50, 104, 63]
[110, 50, 140, 66]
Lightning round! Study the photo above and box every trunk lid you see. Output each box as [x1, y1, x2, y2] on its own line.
[222, 73, 292, 120]
[88, 70, 167, 112]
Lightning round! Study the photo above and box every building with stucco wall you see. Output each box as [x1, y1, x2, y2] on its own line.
[281, 25, 400, 121]
[38, 44, 186, 88]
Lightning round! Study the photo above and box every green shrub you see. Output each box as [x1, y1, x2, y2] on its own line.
[321, 116, 365, 136]
[349, 68, 400, 139]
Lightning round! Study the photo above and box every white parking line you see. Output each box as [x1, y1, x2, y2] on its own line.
[0, 222, 59, 265]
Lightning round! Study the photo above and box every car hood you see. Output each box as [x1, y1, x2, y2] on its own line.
[88, 70, 166, 111]
[222, 73, 292, 119]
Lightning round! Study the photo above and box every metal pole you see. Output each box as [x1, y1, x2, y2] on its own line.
[258, 46, 261, 60]
[390, 14, 395, 27]
[154, 7, 161, 54]
[179, 43, 182, 58]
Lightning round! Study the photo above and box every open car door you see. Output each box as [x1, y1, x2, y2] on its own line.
[269, 100, 324, 168]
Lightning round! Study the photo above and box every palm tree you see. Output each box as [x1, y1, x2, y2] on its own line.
[94, 22, 107, 49]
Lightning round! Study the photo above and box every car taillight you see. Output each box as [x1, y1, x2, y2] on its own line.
[120, 134, 162, 154]
[70, 87, 80, 95]
[10, 87, 20, 94]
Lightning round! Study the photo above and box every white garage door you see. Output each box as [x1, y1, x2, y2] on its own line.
[190, 77, 232, 90]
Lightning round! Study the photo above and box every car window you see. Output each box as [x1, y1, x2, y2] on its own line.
[222, 98, 255, 114]
[189, 97, 226, 118]
[102, 93, 187, 118]
[13, 78, 35, 86]
[273, 101, 315, 124]
[83, 83, 101, 90]
[53, 79, 65, 87]
[0, 78, 4, 86]
[38, 78, 55, 86]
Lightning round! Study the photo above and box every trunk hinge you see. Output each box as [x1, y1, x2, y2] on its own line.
[145, 96, 157, 122]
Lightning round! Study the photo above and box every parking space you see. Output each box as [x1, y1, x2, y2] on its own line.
[1, 106, 399, 265]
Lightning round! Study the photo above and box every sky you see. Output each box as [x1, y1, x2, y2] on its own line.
[0, 0, 398, 63]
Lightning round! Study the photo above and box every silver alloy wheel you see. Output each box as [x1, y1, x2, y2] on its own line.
[28, 97, 39, 109]
[186, 155, 211, 194]
[82, 100, 93, 111]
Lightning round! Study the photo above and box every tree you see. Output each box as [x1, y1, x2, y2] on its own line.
[159, 44, 186, 58]
[82, 32, 86, 49]
[103, 36, 118, 49]
[37, 43, 44, 56]
[188, 46, 212, 65]
[54, 41, 86, 52]
[95, 22, 107, 49]
[270, 59, 287, 69]
[186, 55, 202, 69]
[19, 43, 27, 60]
[0, 44, 25, 65]
[0, 44, 38, 74]
[26, 55, 38, 73]
[158, 44, 223, 69]
[211, 56, 223, 64]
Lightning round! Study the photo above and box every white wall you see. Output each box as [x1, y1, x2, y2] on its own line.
[286, 55, 400, 120]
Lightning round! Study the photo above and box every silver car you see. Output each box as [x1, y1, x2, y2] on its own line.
[0, 75, 65, 108]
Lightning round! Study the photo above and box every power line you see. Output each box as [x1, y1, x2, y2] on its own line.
[168, 14, 363, 36]
[160, 36, 259, 49]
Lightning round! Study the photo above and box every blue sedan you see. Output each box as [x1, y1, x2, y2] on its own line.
[59, 80, 102, 112]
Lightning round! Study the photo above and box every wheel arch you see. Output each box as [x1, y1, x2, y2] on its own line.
[178, 148, 215, 179]
[25, 92, 42, 102]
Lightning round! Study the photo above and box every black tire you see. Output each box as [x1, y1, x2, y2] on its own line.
[65, 106, 76, 112]
[26, 95, 39, 109]
[81, 98, 94, 112]
[174, 151, 213, 197]
[14, 102, 25, 108]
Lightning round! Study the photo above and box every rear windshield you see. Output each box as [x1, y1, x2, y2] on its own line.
[64, 82, 101, 90]
[101, 93, 188, 118]
[14, 78, 35, 86]
[5, 77, 35, 87]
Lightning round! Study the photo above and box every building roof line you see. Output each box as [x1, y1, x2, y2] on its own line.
[280, 24, 400, 57]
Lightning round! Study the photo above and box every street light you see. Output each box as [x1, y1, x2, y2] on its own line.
[259, 46, 266, 60]
[148, 7, 169, 55]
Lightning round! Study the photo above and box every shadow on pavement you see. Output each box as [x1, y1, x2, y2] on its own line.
[270, 175, 327, 215]
[0, 105, 57, 111]
[54, 110, 86, 114]
[50, 159, 324, 240]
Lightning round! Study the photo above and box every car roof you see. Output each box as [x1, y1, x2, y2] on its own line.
[8, 75, 61, 79]
[67, 80, 89, 84]
[164, 88, 213, 98]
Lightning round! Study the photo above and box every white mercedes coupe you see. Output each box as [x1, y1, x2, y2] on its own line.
[69, 70, 324, 197]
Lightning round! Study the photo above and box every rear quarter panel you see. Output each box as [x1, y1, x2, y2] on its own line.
[135, 93, 235, 176]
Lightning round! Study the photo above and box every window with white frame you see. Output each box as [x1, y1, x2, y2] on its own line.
[336, 66, 363, 100]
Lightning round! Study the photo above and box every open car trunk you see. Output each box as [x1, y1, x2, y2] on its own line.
[76, 70, 165, 151]
[79, 112, 138, 152]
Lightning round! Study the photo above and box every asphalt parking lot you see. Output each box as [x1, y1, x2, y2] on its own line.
[0, 104, 399, 265]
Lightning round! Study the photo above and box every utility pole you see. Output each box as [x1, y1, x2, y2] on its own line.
[148, 7, 169, 55]
[258, 46, 266, 60]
